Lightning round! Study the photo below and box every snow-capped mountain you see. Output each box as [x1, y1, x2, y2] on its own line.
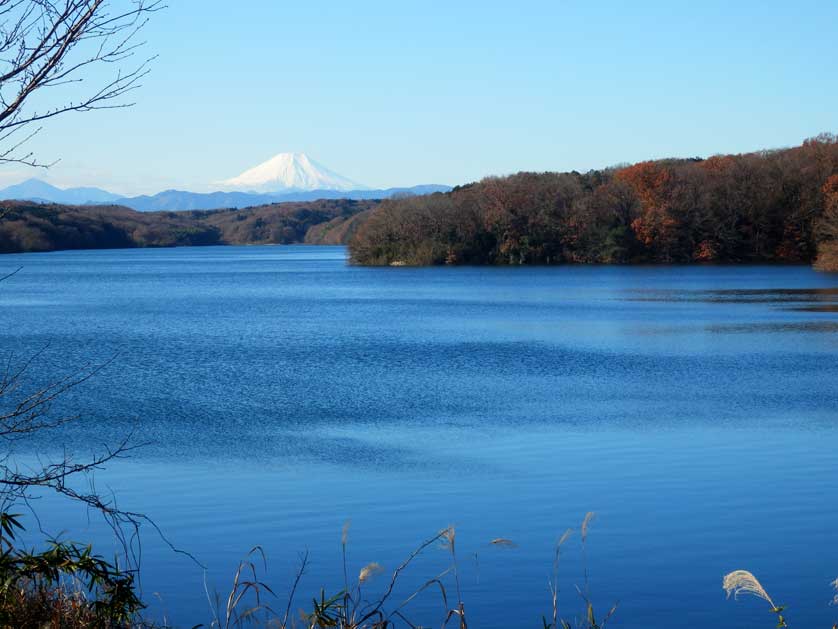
[0, 153, 451, 210]
[219, 152, 366, 193]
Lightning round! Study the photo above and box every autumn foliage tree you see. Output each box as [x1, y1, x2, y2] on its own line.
[615, 161, 682, 262]
[349, 135, 838, 269]
[815, 173, 838, 271]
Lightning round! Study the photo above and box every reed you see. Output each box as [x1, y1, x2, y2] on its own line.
[12, 511, 838, 629]
[204, 512, 618, 629]
[723, 569, 838, 628]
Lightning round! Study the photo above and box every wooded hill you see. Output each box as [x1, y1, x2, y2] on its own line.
[348, 135, 838, 271]
[0, 198, 376, 253]
[3, 135, 838, 271]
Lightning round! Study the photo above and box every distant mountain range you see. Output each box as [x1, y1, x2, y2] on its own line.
[0, 178, 123, 205]
[0, 178, 451, 211]
[0, 153, 452, 210]
[117, 184, 452, 211]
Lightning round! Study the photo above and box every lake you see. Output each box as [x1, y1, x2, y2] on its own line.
[1, 245, 837, 628]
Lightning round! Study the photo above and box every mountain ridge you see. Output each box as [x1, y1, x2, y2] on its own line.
[0, 153, 451, 209]
[0, 178, 122, 205]
[0, 179, 452, 210]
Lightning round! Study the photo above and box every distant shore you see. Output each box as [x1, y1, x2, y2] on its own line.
[2, 136, 837, 272]
[0, 197, 376, 254]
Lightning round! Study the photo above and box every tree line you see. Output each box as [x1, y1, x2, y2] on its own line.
[0, 198, 376, 253]
[348, 134, 838, 271]
[3, 135, 837, 268]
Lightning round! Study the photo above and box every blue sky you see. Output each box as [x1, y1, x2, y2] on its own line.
[2, 0, 836, 195]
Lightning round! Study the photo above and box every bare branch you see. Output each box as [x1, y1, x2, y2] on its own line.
[0, 348, 203, 574]
[0, 0, 162, 165]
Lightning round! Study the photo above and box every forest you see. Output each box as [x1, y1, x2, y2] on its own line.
[0, 198, 375, 253]
[348, 135, 838, 271]
[3, 135, 838, 271]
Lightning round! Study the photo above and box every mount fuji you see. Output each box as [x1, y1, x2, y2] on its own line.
[0, 153, 452, 211]
[219, 153, 366, 193]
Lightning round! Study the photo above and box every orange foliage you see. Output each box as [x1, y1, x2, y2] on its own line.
[615, 161, 671, 210]
[817, 174, 838, 257]
[775, 222, 808, 262]
[348, 135, 838, 267]
[693, 240, 718, 262]
[700, 155, 735, 173]
[617, 162, 680, 259]
[815, 241, 838, 272]
[824, 174, 838, 202]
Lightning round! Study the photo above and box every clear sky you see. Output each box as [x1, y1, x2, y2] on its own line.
[2, 0, 837, 195]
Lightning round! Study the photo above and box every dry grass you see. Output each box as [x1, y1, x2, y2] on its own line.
[1, 580, 121, 628]
[358, 563, 384, 585]
[0, 576, 159, 628]
[19, 516, 838, 629]
[201, 512, 618, 629]
[723, 570, 776, 607]
[722, 569, 838, 627]
[580, 512, 595, 544]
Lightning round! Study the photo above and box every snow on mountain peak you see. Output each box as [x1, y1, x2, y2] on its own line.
[219, 153, 366, 193]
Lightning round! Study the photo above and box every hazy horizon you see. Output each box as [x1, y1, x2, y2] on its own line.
[0, 0, 835, 195]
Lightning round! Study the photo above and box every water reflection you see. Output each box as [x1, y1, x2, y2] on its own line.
[789, 304, 838, 313]
[636, 321, 838, 335]
[626, 287, 838, 314]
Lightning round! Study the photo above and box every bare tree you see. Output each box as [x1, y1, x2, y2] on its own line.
[0, 345, 139, 537]
[0, 0, 162, 167]
[0, 291, 200, 625]
[0, 3, 171, 592]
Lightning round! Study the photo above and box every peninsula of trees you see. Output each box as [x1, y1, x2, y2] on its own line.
[348, 135, 838, 271]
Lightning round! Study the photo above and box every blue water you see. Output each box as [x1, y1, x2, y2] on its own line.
[1, 245, 837, 628]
